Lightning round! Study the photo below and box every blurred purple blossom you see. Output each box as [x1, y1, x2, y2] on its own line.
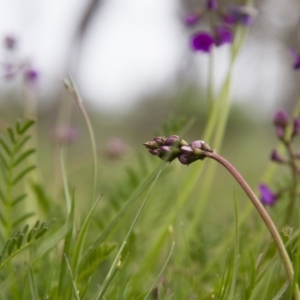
[270, 149, 284, 163]
[293, 118, 300, 136]
[290, 49, 300, 69]
[214, 25, 233, 46]
[51, 126, 79, 144]
[24, 67, 39, 84]
[191, 31, 215, 52]
[259, 184, 277, 206]
[4, 35, 17, 50]
[222, 5, 257, 26]
[273, 110, 289, 127]
[207, 0, 218, 11]
[184, 13, 201, 26]
[105, 137, 128, 159]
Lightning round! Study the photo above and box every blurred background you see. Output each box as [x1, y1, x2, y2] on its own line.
[0, 0, 300, 204]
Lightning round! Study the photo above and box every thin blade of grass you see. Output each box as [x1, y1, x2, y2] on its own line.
[228, 191, 240, 300]
[92, 170, 162, 300]
[56, 190, 75, 299]
[28, 265, 39, 300]
[72, 195, 102, 276]
[142, 242, 175, 300]
[64, 254, 80, 300]
[272, 281, 289, 300]
[79, 162, 165, 271]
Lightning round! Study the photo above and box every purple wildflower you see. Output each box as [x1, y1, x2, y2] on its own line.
[273, 110, 289, 127]
[191, 31, 215, 52]
[259, 184, 277, 206]
[105, 137, 128, 159]
[214, 25, 234, 46]
[51, 126, 79, 144]
[222, 5, 257, 26]
[270, 149, 284, 163]
[206, 0, 218, 11]
[289, 49, 300, 70]
[4, 35, 17, 50]
[24, 67, 39, 84]
[292, 118, 300, 137]
[184, 13, 201, 26]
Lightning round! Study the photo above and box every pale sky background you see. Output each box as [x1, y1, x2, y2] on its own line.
[0, 0, 299, 112]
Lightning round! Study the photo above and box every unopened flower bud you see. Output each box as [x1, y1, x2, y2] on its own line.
[4, 35, 17, 50]
[160, 145, 171, 153]
[153, 136, 166, 145]
[189, 140, 212, 152]
[180, 146, 193, 154]
[165, 135, 180, 146]
[207, 0, 218, 11]
[184, 12, 202, 26]
[149, 149, 160, 156]
[270, 149, 284, 163]
[292, 118, 300, 137]
[275, 126, 285, 140]
[189, 140, 204, 149]
[143, 141, 161, 150]
[259, 184, 277, 206]
[273, 110, 289, 127]
[178, 154, 199, 165]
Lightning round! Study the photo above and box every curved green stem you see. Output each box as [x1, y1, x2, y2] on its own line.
[205, 151, 300, 299]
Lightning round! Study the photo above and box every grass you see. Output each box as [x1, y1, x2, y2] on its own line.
[0, 8, 300, 299]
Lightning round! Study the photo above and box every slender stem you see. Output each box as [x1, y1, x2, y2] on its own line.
[205, 151, 300, 299]
[64, 76, 98, 206]
[284, 141, 299, 224]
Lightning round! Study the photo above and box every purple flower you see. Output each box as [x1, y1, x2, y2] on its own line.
[270, 149, 284, 163]
[259, 184, 277, 206]
[214, 25, 234, 46]
[51, 126, 79, 144]
[292, 118, 300, 137]
[222, 5, 257, 26]
[184, 13, 201, 26]
[105, 137, 128, 159]
[290, 49, 300, 69]
[24, 67, 39, 84]
[191, 31, 215, 52]
[4, 35, 17, 50]
[206, 0, 218, 11]
[273, 110, 289, 127]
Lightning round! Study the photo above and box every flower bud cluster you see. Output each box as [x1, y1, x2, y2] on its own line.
[273, 110, 300, 141]
[143, 135, 212, 165]
[259, 110, 300, 207]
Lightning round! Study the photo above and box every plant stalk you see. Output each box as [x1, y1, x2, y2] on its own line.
[205, 151, 300, 299]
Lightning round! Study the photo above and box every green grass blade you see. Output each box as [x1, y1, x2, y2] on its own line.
[56, 191, 75, 299]
[28, 265, 39, 300]
[73, 195, 102, 276]
[142, 242, 175, 300]
[60, 147, 71, 213]
[64, 254, 80, 300]
[79, 162, 165, 270]
[93, 170, 162, 300]
[228, 191, 240, 300]
[272, 281, 289, 300]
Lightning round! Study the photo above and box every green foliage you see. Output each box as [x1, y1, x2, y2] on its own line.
[0, 119, 36, 240]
